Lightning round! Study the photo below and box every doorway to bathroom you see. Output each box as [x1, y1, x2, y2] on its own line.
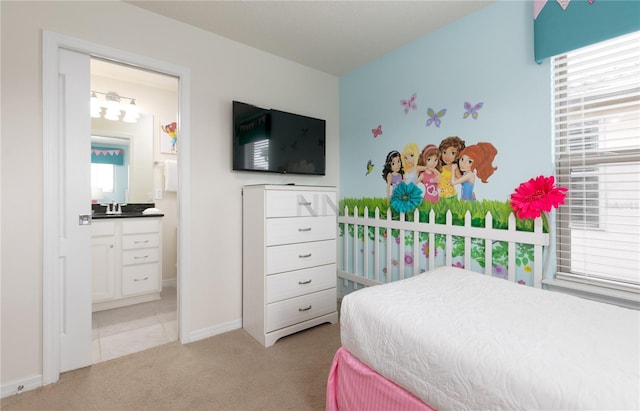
[89, 58, 179, 363]
[42, 31, 192, 384]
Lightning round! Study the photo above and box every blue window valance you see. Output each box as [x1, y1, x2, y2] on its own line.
[534, 0, 640, 63]
[91, 146, 125, 166]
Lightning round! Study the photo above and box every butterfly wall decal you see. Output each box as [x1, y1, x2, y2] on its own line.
[371, 125, 383, 138]
[426, 108, 447, 128]
[463, 102, 483, 120]
[365, 160, 374, 176]
[401, 93, 417, 114]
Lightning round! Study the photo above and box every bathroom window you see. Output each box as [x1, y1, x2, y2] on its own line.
[91, 163, 115, 193]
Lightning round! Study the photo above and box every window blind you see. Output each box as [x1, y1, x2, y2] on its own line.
[553, 31, 640, 292]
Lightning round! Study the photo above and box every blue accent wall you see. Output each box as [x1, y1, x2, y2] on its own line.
[339, 1, 553, 203]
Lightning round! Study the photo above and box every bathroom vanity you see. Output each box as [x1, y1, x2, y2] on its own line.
[91, 209, 164, 312]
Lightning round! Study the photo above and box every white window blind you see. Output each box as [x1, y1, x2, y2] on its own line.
[553, 31, 640, 293]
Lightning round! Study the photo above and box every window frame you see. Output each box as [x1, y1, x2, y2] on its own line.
[544, 31, 640, 309]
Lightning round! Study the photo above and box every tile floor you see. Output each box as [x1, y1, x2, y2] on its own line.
[92, 285, 178, 364]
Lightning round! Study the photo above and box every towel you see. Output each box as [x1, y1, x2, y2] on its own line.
[164, 159, 178, 192]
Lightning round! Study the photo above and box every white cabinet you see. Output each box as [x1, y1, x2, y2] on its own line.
[91, 221, 117, 302]
[91, 217, 163, 312]
[243, 184, 338, 347]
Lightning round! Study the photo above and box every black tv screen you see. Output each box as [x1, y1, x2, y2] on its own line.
[232, 101, 326, 175]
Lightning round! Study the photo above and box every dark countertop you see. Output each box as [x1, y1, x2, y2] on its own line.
[92, 212, 164, 219]
[91, 203, 163, 219]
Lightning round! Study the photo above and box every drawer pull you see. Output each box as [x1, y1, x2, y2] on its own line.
[298, 253, 312, 258]
[298, 305, 312, 312]
[298, 201, 312, 206]
[133, 255, 150, 259]
[298, 279, 312, 285]
[134, 240, 149, 244]
[133, 277, 149, 282]
[298, 227, 312, 232]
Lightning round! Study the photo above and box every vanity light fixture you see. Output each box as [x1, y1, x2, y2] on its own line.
[90, 91, 140, 123]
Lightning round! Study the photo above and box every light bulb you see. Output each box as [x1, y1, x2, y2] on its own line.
[90, 92, 102, 118]
[104, 92, 121, 121]
[123, 99, 140, 123]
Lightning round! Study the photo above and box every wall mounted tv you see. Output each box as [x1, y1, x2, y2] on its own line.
[232, 100, 326, 175]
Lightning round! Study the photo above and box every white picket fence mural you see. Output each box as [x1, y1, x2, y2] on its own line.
[338, 206, 550, 295]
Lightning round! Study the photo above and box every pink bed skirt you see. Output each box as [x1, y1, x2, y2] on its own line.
[326, 347, 436, 411]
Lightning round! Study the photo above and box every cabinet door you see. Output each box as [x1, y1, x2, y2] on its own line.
[91, 237, 116, 302]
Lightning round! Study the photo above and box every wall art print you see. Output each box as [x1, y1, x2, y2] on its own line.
[160, 120, 178, 154]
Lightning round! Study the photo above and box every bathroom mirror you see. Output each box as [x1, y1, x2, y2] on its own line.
[91, 113, 153, 204]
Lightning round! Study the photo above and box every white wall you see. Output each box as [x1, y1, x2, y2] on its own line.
[0, 1, 339, 387]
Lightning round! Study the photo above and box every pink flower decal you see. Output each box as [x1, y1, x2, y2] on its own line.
[404, 253, 413, 265]
[510, 175, 567, 219]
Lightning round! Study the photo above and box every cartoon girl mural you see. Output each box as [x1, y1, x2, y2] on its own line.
[401, 143, 427, 199]
[417, 144, 441, 203]
[451, 142, 498, 201]
[401, 143, 427, 184]
[382, 150, 404, 205]
[438, 136, 466, 200]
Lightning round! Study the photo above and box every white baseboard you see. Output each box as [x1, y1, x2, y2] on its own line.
[1, 374, 42, 399]
[186, 318, 242, 343]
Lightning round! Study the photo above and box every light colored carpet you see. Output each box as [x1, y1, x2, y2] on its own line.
[1, 322, 341, 411]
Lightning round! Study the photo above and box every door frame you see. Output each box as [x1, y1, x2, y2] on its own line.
[42, 31, 192, 384]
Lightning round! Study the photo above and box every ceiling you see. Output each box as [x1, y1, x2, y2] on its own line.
[126, 1, 494, 76]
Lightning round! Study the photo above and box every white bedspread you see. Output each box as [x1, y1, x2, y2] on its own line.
[340, 267, 640, 411]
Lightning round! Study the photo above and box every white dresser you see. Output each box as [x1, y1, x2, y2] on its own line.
[91, 217, 163, 311]
[242, 184, 338, 347]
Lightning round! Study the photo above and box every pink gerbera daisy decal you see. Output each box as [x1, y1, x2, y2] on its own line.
[510, 175, 567, 219]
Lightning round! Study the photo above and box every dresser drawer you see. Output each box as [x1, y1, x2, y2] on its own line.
[122, 248, 160, 265]
[266, 239, 336, 274]
[266, 216, 336, 246]
[122, 263, 160, 295]
[122, 218, 161, 234]
[266, 264, 336, 303]
[122, 233, 160, 250]
[265, 190, 336, 218]
[265, 288, 336, 333]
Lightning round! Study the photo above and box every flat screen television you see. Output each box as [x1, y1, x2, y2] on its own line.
[232, 101, 326, 175]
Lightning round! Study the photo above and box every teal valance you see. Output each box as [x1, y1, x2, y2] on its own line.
[534, 0, 640, 63]
[91, 146, 125, 166]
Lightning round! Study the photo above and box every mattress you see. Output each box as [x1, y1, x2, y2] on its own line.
[340, 266, 640, 411]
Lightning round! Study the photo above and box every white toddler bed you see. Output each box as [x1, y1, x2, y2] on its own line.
[333, 266, 640, 411]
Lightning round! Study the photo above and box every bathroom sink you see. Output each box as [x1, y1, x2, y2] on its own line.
[92, 211, 158, 219]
